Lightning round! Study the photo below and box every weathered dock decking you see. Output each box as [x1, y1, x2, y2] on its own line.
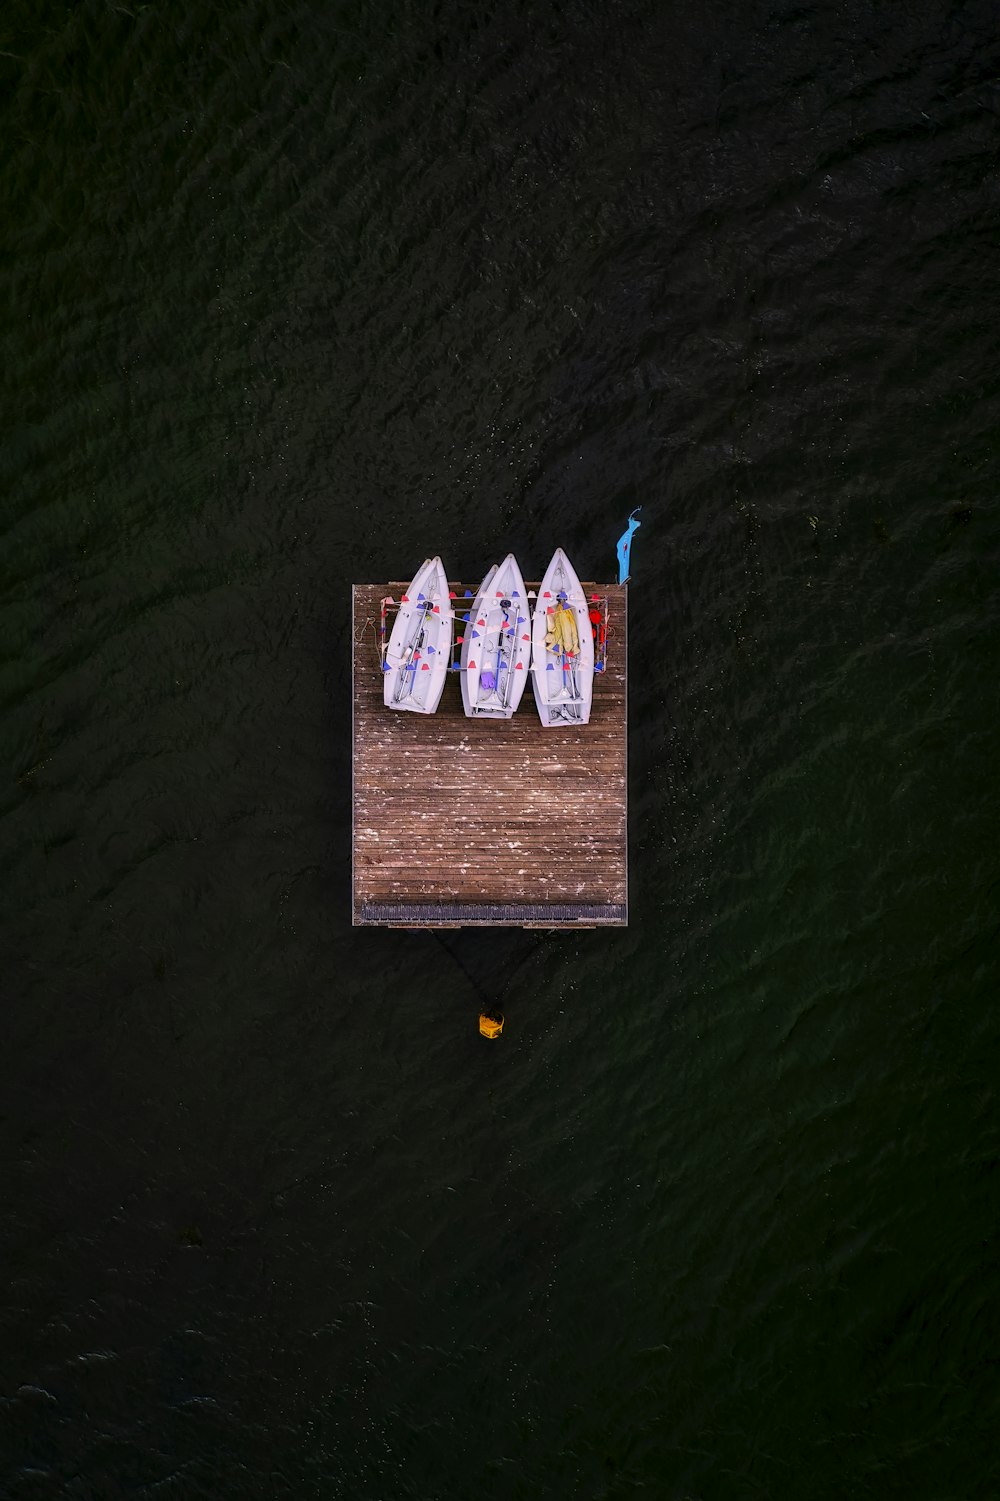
[352, 582, 627, 927]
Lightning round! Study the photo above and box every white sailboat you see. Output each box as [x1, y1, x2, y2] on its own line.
[383, 557, 453, 713]
[530, 548, 595, 726]
[460, 554, 531, 719]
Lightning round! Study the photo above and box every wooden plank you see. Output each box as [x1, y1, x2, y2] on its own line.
[352, 581, 628, 927]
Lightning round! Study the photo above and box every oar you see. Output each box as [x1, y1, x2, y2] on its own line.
[393, 600, 432, 704]
[553, 598, 579, 720]
[479, 598, 515, 711]
[498, 599, 517, 709]
[400, 614, 427, 703]
[489, 601, 508, 701]
[561, 595, 582, 720]
[553, 606, 585, 724]
[566, 646, 583, 722]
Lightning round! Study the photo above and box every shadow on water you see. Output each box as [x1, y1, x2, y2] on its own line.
[431, 927, 550, 1017]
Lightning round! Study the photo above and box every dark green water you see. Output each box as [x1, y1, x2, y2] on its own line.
[3, 1, 999, 1496]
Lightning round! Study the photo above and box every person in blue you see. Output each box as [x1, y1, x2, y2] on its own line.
[616, 508, 641, 584]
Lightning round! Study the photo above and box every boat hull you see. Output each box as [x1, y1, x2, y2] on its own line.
[530, 548, 595, 727]
[460, 555, 531, 718]
[383, 557, 453, 714]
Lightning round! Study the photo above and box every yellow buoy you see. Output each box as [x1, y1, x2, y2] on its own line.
[479, 1011, 504, 1039]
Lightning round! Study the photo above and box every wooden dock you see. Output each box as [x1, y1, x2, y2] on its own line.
[352, 582, 627, 927]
